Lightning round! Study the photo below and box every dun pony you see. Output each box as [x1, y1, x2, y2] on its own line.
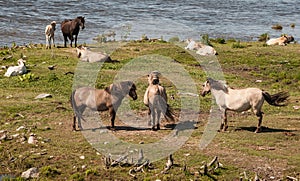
[71, 81, 137, 131]
[144, 71, 175, 130]
[201, 78, 289, 133]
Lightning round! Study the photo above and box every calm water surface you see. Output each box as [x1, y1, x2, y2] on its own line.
[0, 0, 299, 45]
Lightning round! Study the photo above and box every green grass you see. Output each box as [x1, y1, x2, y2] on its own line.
[0, 41, 299, 180]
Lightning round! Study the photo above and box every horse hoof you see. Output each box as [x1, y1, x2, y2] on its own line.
[254, 129, 261, 133]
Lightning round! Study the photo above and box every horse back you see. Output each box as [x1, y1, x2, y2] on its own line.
[74, 87, 110, 111]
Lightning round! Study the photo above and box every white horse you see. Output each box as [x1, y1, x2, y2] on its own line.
[266, 35, 294, 46]
[143, 71, 175, 130]
[201, 78, 289, 133]
[76, 45, 112, 63]
[4, 59, 27, 77]
[45, 21, 56, 49]
[185, 39, 217, 56]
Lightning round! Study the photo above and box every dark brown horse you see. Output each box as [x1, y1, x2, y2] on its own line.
[61, 16, 85, 47]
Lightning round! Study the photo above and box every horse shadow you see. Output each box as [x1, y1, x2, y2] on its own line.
[237, 126, 295, 133]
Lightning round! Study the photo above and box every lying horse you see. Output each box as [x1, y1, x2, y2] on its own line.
[61, 16, 85, 47]
[144, 71, 175, 130]
[185, 39, 217, 56]
[45, 21, 56, 49]
[201, 78, 289, 133]
[76, 45, 112, 63]
[266, 35, 294, 46]
[71, 81, 137, 130]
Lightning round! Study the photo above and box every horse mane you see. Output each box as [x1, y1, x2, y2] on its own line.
[207, 78, 229, 93]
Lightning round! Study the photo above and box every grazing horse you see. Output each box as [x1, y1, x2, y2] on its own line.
[201, 78, 289, 133]
[71, 81, 137, 131]
[61, 16, 85, 47]
[266, 35, 294, 46]
[144, 71, 175, 130]
[45, 21, 56, 49]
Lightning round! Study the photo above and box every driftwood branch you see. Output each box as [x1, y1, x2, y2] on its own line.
[128, 160, 150, 178]
[161, 154, 174, 174]
[199, 156, 224, 175]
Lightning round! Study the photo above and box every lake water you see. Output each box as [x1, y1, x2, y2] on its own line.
[1, 0, 299, 46]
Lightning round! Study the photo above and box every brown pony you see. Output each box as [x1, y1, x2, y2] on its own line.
[61, 16, 85, 47]
[71, 81, 137, 131]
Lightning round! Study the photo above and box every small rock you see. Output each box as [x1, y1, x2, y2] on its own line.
[21, 167, 39, 179]
[255, 79, 262, 83]
[28, 134, 38, 144]
[35, 93, 52, 99]
[293, 106, 300, 110]
[79, 155, 85, 160]
[16, 126, 25, 131]
[12, 133, 19, 138]
[6, 95, 13, 99]
[82, 165, 86, 169]
[0, 134, 7, 141]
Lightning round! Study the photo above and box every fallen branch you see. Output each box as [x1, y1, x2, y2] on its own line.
[161, 154, 174, 174]
[110, 154, 128, 167]
[286, 175, 298, 181]
[128, 160, 150, 178]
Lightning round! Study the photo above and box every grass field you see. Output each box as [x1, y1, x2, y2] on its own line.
[0, 40, 299, 180]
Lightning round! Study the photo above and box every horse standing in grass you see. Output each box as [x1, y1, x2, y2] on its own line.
[45, 21, 56, 49]
[144, 71, 175, 130]
[201, 78, 289, 133]
[61, 16, 85, 47]
[71, 81, 137, 131]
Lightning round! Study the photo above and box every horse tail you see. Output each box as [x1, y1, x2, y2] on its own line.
[156, 96, 176, 122]
[262, 91, 289, 107]
[70, 89, 86, 123]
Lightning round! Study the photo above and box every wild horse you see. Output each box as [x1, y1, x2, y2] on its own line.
[61, 16, 85, 47]
[201, 78, 289, 133]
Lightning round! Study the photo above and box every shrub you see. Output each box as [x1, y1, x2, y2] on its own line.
[272, 24, 283, 30]
[200, 34, 213, 46]
[232, 41, 246, 48]
[258, 33, 269, 42]
[290, 23, 295, 28]
[168, 36, 180, 43]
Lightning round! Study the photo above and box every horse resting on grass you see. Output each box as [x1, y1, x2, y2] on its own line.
[144, 71, 175, 131]
[71, 81, 137, 131]
[61, 16, 85, 48]
[201, 78, 289, 133]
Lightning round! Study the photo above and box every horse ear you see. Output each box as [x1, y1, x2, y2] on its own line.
[105, 84, 114, 93]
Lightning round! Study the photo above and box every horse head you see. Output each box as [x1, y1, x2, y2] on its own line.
[108, 81, 137, 100]
[148, 71, 161, 85]
[128, 82, 138, 100]
[76, 45, 88, 58]
[201, 78, 211, 97]
[77, 16, 85, 30]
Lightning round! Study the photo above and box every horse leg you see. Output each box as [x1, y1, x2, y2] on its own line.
[52, 35, 55, 47]
[72, 114, 77, 131]
[254, 110, 263, 133]
[63, 35, 68, 47]
[156, 110, 161, 130]
[151, 108, 156, 131]
[74, 35, 78, 47]
[109, 108, 116, 130]
[219, 109, 228, 132]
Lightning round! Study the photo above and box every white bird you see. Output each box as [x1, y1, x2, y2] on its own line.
[4, 59, 27, 77]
